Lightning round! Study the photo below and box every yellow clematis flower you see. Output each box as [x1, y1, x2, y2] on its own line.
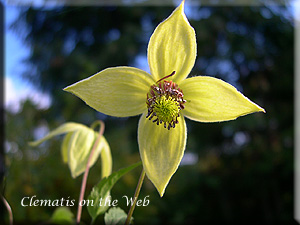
[64, 1, 265, 197]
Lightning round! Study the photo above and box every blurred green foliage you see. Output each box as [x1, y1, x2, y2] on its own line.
[2, 3, 294, 225]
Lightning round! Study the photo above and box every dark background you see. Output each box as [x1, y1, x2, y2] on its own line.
[1, 2, 295, 224]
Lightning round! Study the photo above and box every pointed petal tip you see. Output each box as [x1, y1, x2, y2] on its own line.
[154, 182, 166, 197]
[148, 173, 168, 197]
[253, 101, 266, 114]
[155, 181, 167, 197]
[260, 107, 266, 113]
[143, 169, 166, 197]
[63, 82, 80, 93]
[178, 0, 186, 16]
[63, 85, 72, 92]
[242, 102, 266, 118]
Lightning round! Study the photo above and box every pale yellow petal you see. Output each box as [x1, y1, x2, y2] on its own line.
[61, 132, 73, 163]
[29, 122, 86, 147]
[138, 111, 187, 197]
[180, 76, 265, 122]
[148, 1, 196, 83]
[94, 131, 112, 179]
[67, 127, 96, 178]
[64, 67, 154, 117]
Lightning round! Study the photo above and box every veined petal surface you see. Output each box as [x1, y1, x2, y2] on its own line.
[180, 76, 265, 122]
[147, 1, 196, 83]
[67, 127, 96, 178]
[64, 67, 154, 117]
[138, 112, 187, 197]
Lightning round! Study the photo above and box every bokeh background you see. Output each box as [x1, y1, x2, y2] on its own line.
[1, 1, 296, 224]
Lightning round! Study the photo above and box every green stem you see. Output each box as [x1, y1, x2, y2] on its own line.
[124, 169, 146, 225]
[76, 121, 105, 225]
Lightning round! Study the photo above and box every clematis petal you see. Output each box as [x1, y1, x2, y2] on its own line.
[93, 131, 112, 179]
[147, 1, 196, 83]
[180, 76, 265, 122]
[138, 111, 187, 197]
[64, 67, 154, 117]
[67, 127, 97, 178]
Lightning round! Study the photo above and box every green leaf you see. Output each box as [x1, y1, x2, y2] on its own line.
[29, 122, 85, 147]
[87, 161, 142, 222]
[50, 207, 74, 224]
[104, 207, 131, 225]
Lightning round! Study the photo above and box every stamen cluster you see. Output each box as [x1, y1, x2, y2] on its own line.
[146, 80, 186, 130]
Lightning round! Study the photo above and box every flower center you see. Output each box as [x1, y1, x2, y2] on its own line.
[146, 72, 186, 130]
[153, 95, 180, 124]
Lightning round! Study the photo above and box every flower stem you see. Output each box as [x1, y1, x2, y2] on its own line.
[76, 121, 105, 225]
[124, 169, 146, 225]
[1, 195, 13, 225]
